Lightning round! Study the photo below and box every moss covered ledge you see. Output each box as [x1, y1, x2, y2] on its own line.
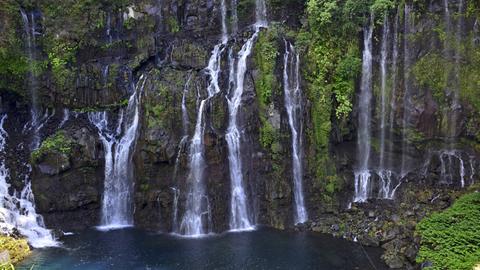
[0, 235, 30, 268]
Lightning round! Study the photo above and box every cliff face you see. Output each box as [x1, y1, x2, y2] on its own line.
[0, 0, 479, 268]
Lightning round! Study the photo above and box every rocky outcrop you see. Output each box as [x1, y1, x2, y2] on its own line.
[31, 118, 104, 230]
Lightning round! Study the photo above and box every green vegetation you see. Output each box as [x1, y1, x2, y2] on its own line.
[145, 82, 174, 130]
[416, 191, 480, 270]
[297, 0, 379, 199]
[0, 235, 30, 266]
[166, 16, 180, 33]
[253, 27, 281, 151]
[253, 26, 286, 178]
[412, 53, 450, 105]
[254, 28, 279, 109]
[0, 0, 30, 96]
[31, 131, 73, 162]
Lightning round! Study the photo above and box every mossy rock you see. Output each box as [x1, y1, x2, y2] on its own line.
[0, 235, 30, 265]
[31, 131, 74, 164]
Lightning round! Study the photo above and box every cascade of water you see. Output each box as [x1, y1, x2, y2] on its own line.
[377, 15, 401, 200]
[474, 19, 479, 46]
[89, 75, 146, 230]
[170, 74, 191, 233]
[0, 115, 58, 248]
[20, 9, 41, 149]
[421, 150, 475, 187]
[106, 12, 113, 43]
[226, 15, 268, 230]
[283, 41, 307, 224]
[221, 0, 228, 43]
[469, 156, 476, 184]
[179, 0, 229, 236]
[171, 187, 180, 232]
[450, 0, 464, 141]
[59, 109, 70, 128]
[231, 0, 239, 35]
[388, 9, 399, 169]
[180, 98, 211, 236]
[379, 15, 389, 170]
[181, 73, 192, 135]
[400, 4, 413, 176]
[353, 16, 374, 203]
[255, 0, 268, 27]
[438, 150, 466, 186]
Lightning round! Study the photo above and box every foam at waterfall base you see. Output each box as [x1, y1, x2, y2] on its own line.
[95, 224, 134, 232]
[228, 225, 256, 233]
[170, 232, 217, 239]
[23, 231, 59, 249]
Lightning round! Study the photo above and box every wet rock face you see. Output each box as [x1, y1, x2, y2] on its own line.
[31, 119, 104, 231]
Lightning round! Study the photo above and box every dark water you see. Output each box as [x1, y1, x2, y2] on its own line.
[18, 228, 388, 270]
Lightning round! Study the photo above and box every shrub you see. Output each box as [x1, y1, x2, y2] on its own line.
[416, 191, 480, 270]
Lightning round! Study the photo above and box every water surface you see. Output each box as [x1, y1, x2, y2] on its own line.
[18, 228, 388, 270]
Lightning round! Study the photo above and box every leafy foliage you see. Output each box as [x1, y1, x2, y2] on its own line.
[0, 0, 30, 96]
[253, 27, 281, 151]
[31, 131, 73, 162]
[416, 191, 480, 270]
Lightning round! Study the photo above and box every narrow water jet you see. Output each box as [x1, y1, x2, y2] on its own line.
[20, 9, 41, 150]
[255, 0, 268, 27]
[179, 0, 229, 236]
[379, 15, 389, 170]
[89, 75, 146, 230]
[226, 36, 256, 230]
[283, 41, 307, 224]
[449, 0, 464, 142]
[353, 15, 374, 203]
[58, 109, 70, 128]
[400, 3, 413, 176]
[388, 9, 400, 171]
[171, 74, 191, 233]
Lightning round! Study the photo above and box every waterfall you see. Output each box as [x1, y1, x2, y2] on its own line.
[0, 115, 58, 248]
[89, 75, 146, 230]
[221, 0, 228, 43]
[376, 15, 402, 200]
[58, 109, 70, 128]
[474, 19, 479, 46]
[388, 9, 399, 169]
[400, 3, 413, 176]
[106, 12, 113, 43]
[353, 16, 373, 203]
[283, 41, 307, 224]
[379, 16, 389, 170]
[255, 0, 268, 27]
[9, 11, 59, 246]
[171, 75, 191, 233]
[20, 9, 41, 150]
[179, 0, 229, 236]
[179, 52, 221, 235]
[469, 156, 476, 184]
[422, 150, 475, 187]
[450, 0, 464, 141]
[226, 13, 269, 229]
[438, 150, 466, 187]
[171, 187, 180, 232]
[231, 0, 239, 34]
[181, 73, 192, 136]
[179, 99, 210, 236]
